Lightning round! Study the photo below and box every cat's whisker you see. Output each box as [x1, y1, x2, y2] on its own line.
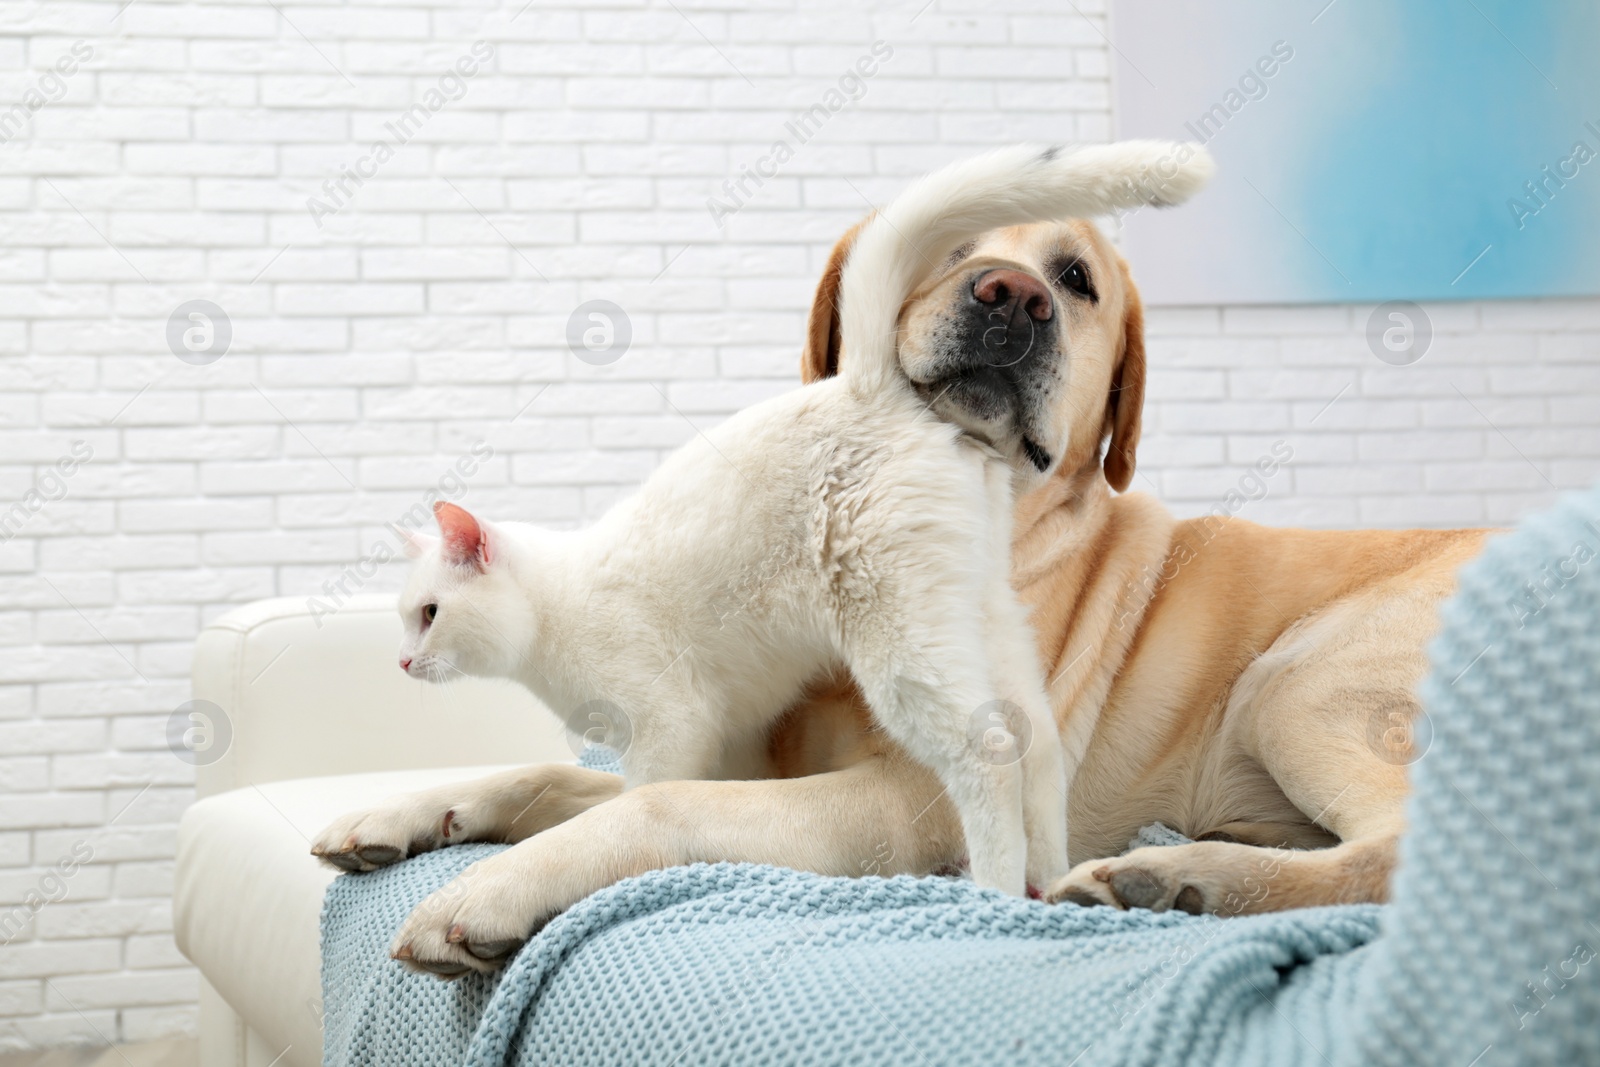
[433, 662, 471, 719]
[436, 662, 467, 705]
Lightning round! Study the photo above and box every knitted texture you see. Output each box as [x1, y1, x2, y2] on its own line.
[321, 486, 1600, 1067]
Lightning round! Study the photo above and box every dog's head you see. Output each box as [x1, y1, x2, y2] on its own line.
[803, 217, 1145, 492]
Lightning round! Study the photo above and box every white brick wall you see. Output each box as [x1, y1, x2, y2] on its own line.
[0, 0, 1596, 1051]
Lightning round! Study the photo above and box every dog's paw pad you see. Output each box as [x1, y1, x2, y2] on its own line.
[357, 845, 403, 866]
[464, 937, 522, 961]
[1173, 885, 1207, 915]
[1107, 867, 1169, 911]
[325, 853, 364, 872]
[404, 954, 470, 979]
[391, 933, 477, 980]
[1055, 886, 1109, 907]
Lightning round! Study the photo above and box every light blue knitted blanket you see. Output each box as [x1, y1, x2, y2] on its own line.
[321, 486, 1600, 1066]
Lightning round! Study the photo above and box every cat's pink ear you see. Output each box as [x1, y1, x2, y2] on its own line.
[433, 502, 492, 571]
[392, 524, 436, 560]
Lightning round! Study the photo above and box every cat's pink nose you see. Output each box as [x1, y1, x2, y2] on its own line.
[399, 658, 412, 673]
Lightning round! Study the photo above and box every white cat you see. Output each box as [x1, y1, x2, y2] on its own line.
[317, 141, 1212, 967]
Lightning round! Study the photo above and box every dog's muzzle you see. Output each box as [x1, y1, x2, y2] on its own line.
[947, 267, 1055, 395]
[972, 267, 1054, 352]
[916, 267, 1058, 471]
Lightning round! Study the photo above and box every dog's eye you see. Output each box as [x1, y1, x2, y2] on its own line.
[1053, 259, 1095, 300]
[422, 604, 437, 626]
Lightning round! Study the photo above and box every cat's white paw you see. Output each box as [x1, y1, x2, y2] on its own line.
[310, 793, 477, 872]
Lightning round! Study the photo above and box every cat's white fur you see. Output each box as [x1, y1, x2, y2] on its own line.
[349, 142, 1211, 967]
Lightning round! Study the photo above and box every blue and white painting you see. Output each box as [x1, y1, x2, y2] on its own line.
[1112, 0, 1600, 304]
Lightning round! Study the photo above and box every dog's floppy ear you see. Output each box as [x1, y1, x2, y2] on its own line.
[801, 216, 870, 383]
[1104, 259, 1147, 493]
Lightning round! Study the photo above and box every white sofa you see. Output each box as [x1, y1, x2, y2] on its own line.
[173, 596, 571, 1067]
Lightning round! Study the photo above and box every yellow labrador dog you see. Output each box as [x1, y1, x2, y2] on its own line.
[318, 210, 1486, 964]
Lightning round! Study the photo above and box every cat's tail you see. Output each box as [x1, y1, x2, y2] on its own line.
[838, 140, 1214, 396]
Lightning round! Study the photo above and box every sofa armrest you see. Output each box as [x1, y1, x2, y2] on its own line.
[190, 595, 570, 798]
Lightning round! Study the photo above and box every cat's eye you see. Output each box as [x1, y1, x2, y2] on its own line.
[421, 603, 437, 625]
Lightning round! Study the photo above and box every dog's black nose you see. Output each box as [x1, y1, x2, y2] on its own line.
[973, 268, 1053, 322]
[966, 268, 1053, 366]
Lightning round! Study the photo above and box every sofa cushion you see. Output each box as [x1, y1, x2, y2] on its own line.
[175, 767, 516, 1067]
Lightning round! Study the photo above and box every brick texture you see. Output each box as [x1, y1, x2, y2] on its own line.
[0, 0, 1597, 1052]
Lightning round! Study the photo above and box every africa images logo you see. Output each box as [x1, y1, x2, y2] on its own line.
[305, 41, 495, 228]
[1506, 118, 1600, 230]
[705, 41, 894, 228]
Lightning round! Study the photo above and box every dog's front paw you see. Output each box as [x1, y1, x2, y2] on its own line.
[1044, 850, 1209, 914]
[390, 848, 550, 978]
[311, 794, 473, 872]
